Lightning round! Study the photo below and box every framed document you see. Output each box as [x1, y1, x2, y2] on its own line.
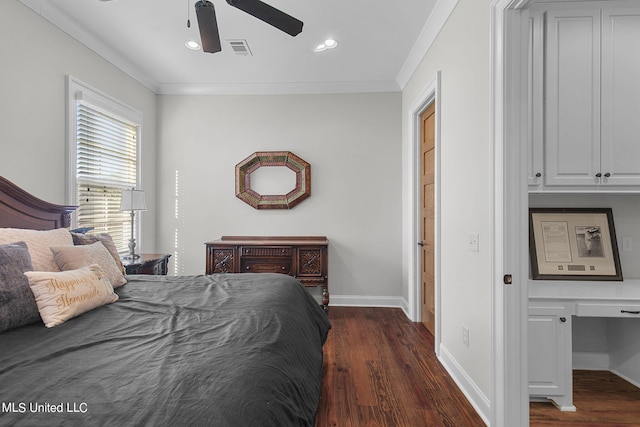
[529, 208, 623, 281]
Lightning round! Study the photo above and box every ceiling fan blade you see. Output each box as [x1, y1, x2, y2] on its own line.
[195, 0, 222, 53]
[226, 0, 303, 36]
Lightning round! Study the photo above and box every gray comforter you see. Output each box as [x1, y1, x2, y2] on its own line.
[0, 273, 330, 426]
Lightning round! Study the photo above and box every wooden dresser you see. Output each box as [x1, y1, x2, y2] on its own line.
[205, 236, 329, 310]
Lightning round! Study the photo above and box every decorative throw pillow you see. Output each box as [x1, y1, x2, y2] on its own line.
[0, 228, 73, 271]
[71, 232, 126, 275]
[50, 242, 127, 288]
[0, 241, 40, 332]
[24, 264, 119, 328]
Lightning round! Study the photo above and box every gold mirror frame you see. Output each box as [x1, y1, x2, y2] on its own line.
[235, 151, 311, 209]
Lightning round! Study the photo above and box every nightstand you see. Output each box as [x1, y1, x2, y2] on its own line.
[122, 254, 171, 275]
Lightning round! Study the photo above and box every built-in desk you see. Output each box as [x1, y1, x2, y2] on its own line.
[528, 280, 640, 411]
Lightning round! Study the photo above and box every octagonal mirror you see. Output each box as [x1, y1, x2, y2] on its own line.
[235, 151, 311, 209]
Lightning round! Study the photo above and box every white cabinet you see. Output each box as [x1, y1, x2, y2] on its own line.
[530, 5, 640, 190]
[528, 282, 640, 412]
[600, 9, 640, 187]
[528, 302, 575, 411]
[544, 9, 601, 188]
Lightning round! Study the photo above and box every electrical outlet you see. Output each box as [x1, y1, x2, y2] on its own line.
[468, 232, 479, 252]
[463, 325, 470, 347]
[623, 237, 633, 253]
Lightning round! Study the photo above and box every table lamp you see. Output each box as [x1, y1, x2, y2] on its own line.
[120, 188, 147, 259]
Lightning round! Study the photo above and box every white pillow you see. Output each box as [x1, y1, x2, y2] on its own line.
[0, 228, 73, 271]
[24, 264, 118, 328]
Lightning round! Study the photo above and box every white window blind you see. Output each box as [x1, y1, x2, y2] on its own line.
[68, 77, 142, 254]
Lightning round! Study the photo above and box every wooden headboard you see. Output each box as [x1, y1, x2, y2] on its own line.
[0, 176, 77, 230]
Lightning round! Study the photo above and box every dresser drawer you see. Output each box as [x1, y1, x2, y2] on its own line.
[242, 246, 292, 257]
[241, 258, 292, 275]
[576, 303, 640, 317]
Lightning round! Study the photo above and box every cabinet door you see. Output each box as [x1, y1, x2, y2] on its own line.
[207, 247, 236, 273]
[528, 304, 574, 410]
[600, 9, 640, 186]
[544, 10, 601, 187]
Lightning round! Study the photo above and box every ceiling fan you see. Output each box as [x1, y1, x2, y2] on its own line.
[194, 0, 303, 54]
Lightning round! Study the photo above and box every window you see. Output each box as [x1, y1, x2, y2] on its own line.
[67, 77, 143, 254]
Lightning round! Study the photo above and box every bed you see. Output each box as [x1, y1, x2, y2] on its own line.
[0, 176, 330, 426]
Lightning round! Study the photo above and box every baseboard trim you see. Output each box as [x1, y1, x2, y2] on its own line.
[438, 344, 490, 426]
[329, 295, 409, 314]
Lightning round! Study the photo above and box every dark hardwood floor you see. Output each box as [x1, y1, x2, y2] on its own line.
[315, 307, 485, 427]
[314, 307, 640, 427]
[530, 370, 640, 426]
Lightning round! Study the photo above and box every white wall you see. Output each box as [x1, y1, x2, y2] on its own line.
[156, 93, 404, 302]
[402, 0, 493, 413]
[0, 0, 158, 250]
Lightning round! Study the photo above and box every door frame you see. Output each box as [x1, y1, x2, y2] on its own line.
[491, 1, 530, 426]
[407, 71, 441, 355]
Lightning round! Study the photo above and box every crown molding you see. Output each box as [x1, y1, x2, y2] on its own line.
[157, 80, 401, 95]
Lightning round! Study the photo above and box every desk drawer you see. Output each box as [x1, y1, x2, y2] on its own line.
[576, 303, 640, 317]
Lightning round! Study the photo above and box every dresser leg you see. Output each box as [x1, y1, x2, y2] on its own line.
[321, 286, 329, 312]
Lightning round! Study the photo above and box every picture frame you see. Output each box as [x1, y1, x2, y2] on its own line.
[529, 208, 623, 281]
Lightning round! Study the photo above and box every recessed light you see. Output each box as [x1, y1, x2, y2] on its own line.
[324, 39, 337, 48]
[185, 40, 201, 50]
[314, 38, 338, 53]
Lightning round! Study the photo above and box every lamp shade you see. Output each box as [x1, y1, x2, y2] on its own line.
[120, 189, 147, 211]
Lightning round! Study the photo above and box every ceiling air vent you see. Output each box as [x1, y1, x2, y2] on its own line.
[227, 40, 252, 56]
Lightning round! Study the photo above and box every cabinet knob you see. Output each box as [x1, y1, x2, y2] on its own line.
[245, 266, 251, 270]
[535, 172, 542, 178]
[281, 266, 286, 271]
[560, 317, 567, 323]
[595, 173, 602, 178]
[604, 172, 611, 178]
